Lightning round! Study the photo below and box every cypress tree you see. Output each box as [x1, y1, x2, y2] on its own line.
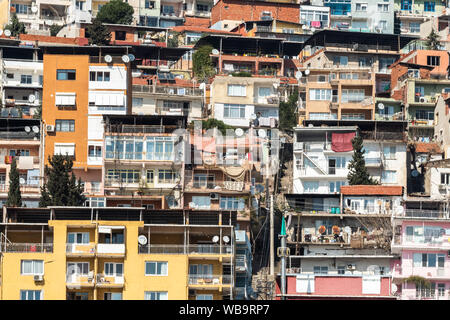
[86, 18, 111, 46]
[425, 29, 441, 50]
[5, 13, 26, 37]
[6, 157, 22, 207]
[39, 155, 86, 207]
[347, 135, 378, 185]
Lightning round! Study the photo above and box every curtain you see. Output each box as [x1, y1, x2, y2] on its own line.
[22, 260, 32, 274]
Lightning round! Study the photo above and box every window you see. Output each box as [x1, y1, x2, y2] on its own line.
[67, 262, 89, 275]
[197, 3, 209, 12]
[378, 20, 387, 30]
[337, 266, 346, 275]
[145, 0, 155, 9]
[145, 291, 168, 300]
[55, 93, 76, 106]
[220, 196, 245, 210]
[438, 284, 446, 296]
[359, 57, 372, 67]
[57, 69, 76, 80]
[227, 84, 246, 97]
[162, 5, 175, 14]
[55, 120, 75, 132]
[355, 3, 367, 11]
[341, 89, 365, 103]
[104, 263, 123, 277]
[6, 73, 14, 79]
[415, 110, 434, 120]
[104, 292, 122, 300]
[377, 3, 389, 11]
[76, 1, 85, 10]
[401, 0, 412, 10]
[133, 97, 143, 107]
[258, 87, 272, 97]
[381, 170, 396, 183]
[313, 266, 328, 274]
[20, 75, 32, 84]
[196, 294, 213, 300]
[193, 174, 215, 188]
[105, 136, 144, 160]
[224, 104, 246, 118]
[410, 22, 420, 33]
[145, 136, 174, 160]
[424, 1, 435, 12]
[329, 181, 346, 193]
[441, 173, 450, 185]
[145, 261, 168, 276]
[303, 181, 319, 192]
[88, 145, 102, 157]
[189, 264, 213, 280]
[413, 253, 445, 267]
[21, 260, 44, 275]
[90, 71, 110, 82]
[332, 56, 348, 66]
[427, 56, 440, 66]
[12, 4, 31, 14]
[85, 197, 105, 207]
[158, 170, 178, 184]
[106, 169, 140, 183]
[67, 232, 89, 244]
[20, 290, 42, 300]
[9, 149, 30, 156]
[191, 196, 211, 209]
[383, 146, 396, 159]
[115, 31, 126, 41]
[309, 89, 331, 101]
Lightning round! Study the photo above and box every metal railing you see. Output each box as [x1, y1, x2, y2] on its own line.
[2, 243, 53, 253]
[105, 125, 168, 134]
[397, 209, 450, 219]
[138, 244, 233, 255]
[66, 243, 96, 254]
[133, 84, 202, 96]
[188, 274, 232, 285]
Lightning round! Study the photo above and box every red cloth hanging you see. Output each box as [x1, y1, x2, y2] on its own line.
[331, 132, 356, 152]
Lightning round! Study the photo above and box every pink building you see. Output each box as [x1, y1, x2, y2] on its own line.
[391, 201, 450, 300]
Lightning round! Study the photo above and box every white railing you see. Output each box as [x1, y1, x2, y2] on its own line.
[66, 243, 96, 254]
[188, 274, 232, 285]
[97, 243, 125, 254]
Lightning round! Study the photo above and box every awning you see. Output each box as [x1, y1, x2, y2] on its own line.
[90, 92, 125, 106]
[55, 93, 76, 106]
[98, 225, 125, 233]
[331, 132, 355, 152]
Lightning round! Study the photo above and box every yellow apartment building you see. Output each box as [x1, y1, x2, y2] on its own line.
[0, 207, 235, 300]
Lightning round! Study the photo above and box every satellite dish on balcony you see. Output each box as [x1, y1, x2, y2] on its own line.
[138, 235, 148, 245]
[250, 113, 257, 120]
[235, 128, 244, 137]
[311, 27, 316, 33]
[28, 94, 36, 103]
[211, 49, 219, 55]
[212, 235, 219, 243]
[223, 236, 230, 243]
[19, 178, 26, 184]
[121, 54, 130, 63]
[0, 29, 3, 36]
[258, 129, 266, 138]
[295, 71, 302, 80]
[128, 54, 135, 62]
[304, 69, 310, 75]
[104, 55, 112, 63]
[378, 103, 385, 110]
[308, 123, 314, 128]
[411, 169, 419, 177]
[31, 6, 38, 13]
[344, 226, 352, 234]
[24, 126, 31, 133]
[4, 29, 11, 37]
[396, 206, 404, 215]
[32, 126, 39, 133]
[199, 82, 206, 90]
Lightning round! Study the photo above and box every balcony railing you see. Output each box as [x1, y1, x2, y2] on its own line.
[138, 244, 233, 255]
[395, 209, 450, 219]
[66, 243, 96, 254]
[97, 243, 125, 255]
[133, 85, 202, 96]
[360, 131, 406, 141]
[188, 274, 232, 285]
[2, 243, 53, 253]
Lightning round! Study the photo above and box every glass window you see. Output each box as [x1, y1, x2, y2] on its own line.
[57, 69, 76, 80]
[424, 1, 435, 12]
[20, 75, 32, 84]
[427, 56, 440, 66]
[309, 89, 332, 101]
[145, 261, 168, 276]
[313, 266, 329, 274]
[158, 170, 178, 184]
[303, 181, 319, 192]
[220, 196, 245, 210]
[20, 290, 42, 300]
[55, 120, 75, 132]
[21, 260, 44, 275]
[104, 263, 123, 276]
[67, 232, 89, 244]
[381, 170, 396, 183]
[191, 196, 211, 209]
[227, 85, 246, 97]
[145, 291, 168, 300]
[104, 292, 122, 300]
[224, 104, 246, 118]
[383, 146, 396, 159]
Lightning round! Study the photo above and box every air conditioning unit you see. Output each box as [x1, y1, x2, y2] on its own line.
[46, 125, 55, 132]
[210, 193, 219, 200]
[34, 275, 43, 282]
[347, 264, 356, 271]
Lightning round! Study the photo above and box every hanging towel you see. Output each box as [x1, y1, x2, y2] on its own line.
[331, 132, 356, 152]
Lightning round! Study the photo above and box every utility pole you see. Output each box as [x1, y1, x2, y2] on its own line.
[270, 194, 274, 276]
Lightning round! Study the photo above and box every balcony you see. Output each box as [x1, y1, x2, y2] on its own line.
[235, 254, 248, 272]
[254, 96, 279, 105]
[96, 244, 125, 256]
[409, 119, 435, 127]
[66, 243, 96, 256]
[392, 235, 450, 251]
[104, 152, 174, 162]
[394, 209, 450, 219]
[138, 244, 233, 255]
[132, 85, 203, 97]
[188, 274, 232, 287]
[66, 274, 95, 288]
[360, 131, 406, 141]
[2, 243, 53, 253]
[96, 274, 124, 288]
[364, 157, 383, 167]
[375, 113, 405, 121]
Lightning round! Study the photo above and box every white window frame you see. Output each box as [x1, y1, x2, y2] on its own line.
[223, 104, 246, 119]
[67, 262, 90, 276]
[21, 260, 44, 275]
[20, 290, 42, 300]
[104, 262, 123, 277]
[145, 261, 168, 276]
[196, 294, 213, 300]
[145, 291, 168, 300]
[67, 232, 90, 244]
[227, 84, 246, 97]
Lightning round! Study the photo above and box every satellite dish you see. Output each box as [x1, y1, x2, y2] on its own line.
[344, 226, 352, 234]
[392, 283, 398, 294]
[19, 178, 26, 184]
[128, 54, 135, 62]
[235, 128, 244, 137]
[28, 94, 36, 103]
[0, 29, 3, 36]
[223, 236, 230, 243]
[138, 235, 148, 245]
[24, 126, 31, 133]
[121, 54, 130, 63]
[4, 29, 11, 37]
[411, 170, 419, 177]
[302, 25, 307, 30]
[308, 123, 314, 128]
[211, 49, 219, 55]
[212, 235, 219, 243]
[31, 6, 38, 13]
[311, 27, 316, 33]
[396, 206, 404, 215]
[304, 69, 310, 75]
[258, 129, 267, 138]
[250, 113, 257, 120]
[32, 126, 39, 133]
[273, 83, 279, 89]
[104, 55, 112, 63]
[47, 20, 53, 26]
[199, 83, 206, 90]
[378, 103, 385, 110]
[295, 71, 302, 80]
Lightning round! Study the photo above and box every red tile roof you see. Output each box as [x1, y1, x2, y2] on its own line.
[184, 17, 211, 27]
[415, 142, 441, 154]
[340, 185, 403, 196]
[171, 25, 237, 35]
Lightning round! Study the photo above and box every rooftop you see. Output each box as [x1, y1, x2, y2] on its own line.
[341, 185, 403, 196]
[414, 142, 442, 154]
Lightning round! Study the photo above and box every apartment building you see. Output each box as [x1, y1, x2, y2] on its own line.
[0, 206, 237, 300]
[234, 230, 253, 299]
[102, 115, 186, 209]
[390, 49, 450, 142]
[298, 30, 412, 122]
[434, 94, 450, 157]
[280, 185, 402, 299]
[391, 199, 450, 300]
[424, 159, 450, 200]
[0, 118, 41, 208]
[394, 0, 445, 36]
[1, 44, 43, 118]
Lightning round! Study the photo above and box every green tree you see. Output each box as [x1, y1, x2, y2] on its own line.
[50, 24, 63, 37]
[347, 135, 378, 185]
[96, 0, 134, 25]
[39, 155, 86, 207]
[200, 118, 234, 135]
[86, 18, 112, 46]
[193, 45, 215, 82]
[425, 29, 441, 50]
[5, 13, 26, 37]
[6, 158, 22, 207]
[33, 104, 42, 120]
[278, 91, 298, 131]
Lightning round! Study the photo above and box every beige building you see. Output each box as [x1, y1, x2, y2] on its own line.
[434, 94, 450, 158]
